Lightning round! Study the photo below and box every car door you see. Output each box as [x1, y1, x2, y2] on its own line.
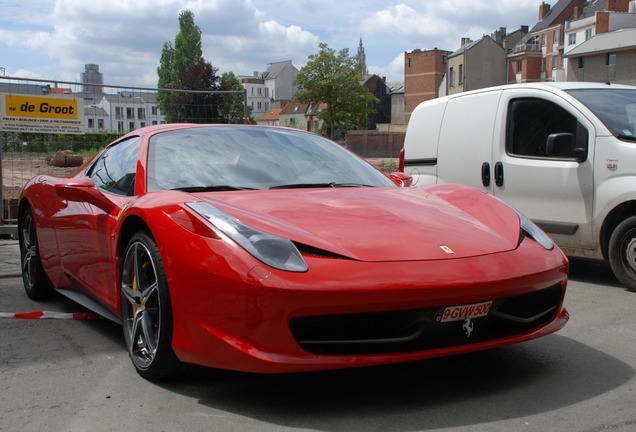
[55, 137, 140, 309]
[491, 89, 596, 250]
[437, 90, 502, 191]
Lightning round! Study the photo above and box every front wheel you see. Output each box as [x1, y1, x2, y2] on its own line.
[19, 206, 53, 299]
[121, 230, 182, 380]
[608, 216, 636, 292]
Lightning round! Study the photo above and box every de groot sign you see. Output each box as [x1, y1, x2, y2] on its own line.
[0, 93, 85, 135]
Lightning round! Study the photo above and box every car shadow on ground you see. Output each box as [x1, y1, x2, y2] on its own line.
[161, 334, 633, 431]
[148, 255, 635, 431]
[567, 255, 624, 288]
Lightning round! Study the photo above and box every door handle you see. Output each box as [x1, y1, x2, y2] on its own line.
[481, 162, 490, 187]
[494, 162, 504, 187]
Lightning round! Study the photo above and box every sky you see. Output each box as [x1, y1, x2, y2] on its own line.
[0, 0, 542, 88]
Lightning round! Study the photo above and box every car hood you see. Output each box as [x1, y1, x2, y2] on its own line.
[192, 185, 521, 262]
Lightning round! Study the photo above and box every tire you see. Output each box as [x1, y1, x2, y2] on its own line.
[121, 230, 182, 380]
[608, 216, 636, 292]
[19, 206, 54, 299]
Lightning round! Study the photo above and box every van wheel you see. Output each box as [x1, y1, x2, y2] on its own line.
[608, 216, 636, 292]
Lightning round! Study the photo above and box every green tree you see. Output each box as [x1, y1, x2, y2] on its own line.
[218, 72, 251, 124]
[293, 43, 379, 139]
[157, 10, 220, 123]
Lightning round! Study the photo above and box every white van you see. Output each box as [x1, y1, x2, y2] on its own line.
[400, 82, 636, 291]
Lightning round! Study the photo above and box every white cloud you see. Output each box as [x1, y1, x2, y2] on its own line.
[0, 0, 540, 86]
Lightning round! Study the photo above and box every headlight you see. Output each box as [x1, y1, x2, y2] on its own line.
[186, 202, 308, 272]
[518, 212, 554, 250]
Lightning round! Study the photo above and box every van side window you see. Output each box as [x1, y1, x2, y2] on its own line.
[507, 98, 588, 159]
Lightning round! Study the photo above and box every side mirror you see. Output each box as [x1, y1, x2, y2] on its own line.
[546, 133, 586, 162]
[389, 171, 413, 187]
[54, 177, 118, 214]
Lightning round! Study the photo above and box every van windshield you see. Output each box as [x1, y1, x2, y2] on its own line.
[566, 88, 636, 141]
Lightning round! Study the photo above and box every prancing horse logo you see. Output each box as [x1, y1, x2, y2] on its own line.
[462, 318, 474, 338]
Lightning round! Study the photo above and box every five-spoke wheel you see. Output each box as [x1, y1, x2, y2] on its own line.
[121, 231, 181, 379]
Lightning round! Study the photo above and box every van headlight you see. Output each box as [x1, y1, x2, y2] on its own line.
[186, 202, 308, 272]
[518, 212, 554, 250]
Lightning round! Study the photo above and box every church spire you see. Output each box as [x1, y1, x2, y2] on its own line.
[356, 37, 368, 75]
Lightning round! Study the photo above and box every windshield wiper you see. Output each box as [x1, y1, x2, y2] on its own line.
[170, 185, 255, 192]
[616, 134, 636, 142]
[269, 182, 373, 189]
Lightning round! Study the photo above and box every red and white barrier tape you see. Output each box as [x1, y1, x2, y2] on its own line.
[0, 311, 101, 320]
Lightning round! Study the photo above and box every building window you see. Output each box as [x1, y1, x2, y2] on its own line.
[516, 59, 523, 72]
[257, 102, 262, 110]
[98, 119, 104, 129]
[126, 107, 134, 119]
[578, 57, 585, 68]
[541, 57, 546, 72]
[137, 107, 145, 120]
[554, 29, 560, 44]
[129, 122, 135, 131]
[88, 118, 94, 129]
[553, 54, 559, 69]
[115, 107, 123, 119]
[265, 87, 269, 97]
[585, 28, 593, 40]
[568, 33, 576, 45]
[458, 64, 464, 84]
[542, 34, 546, 46]
[607, 52, 616, 81]
[151, 106, 158, 115]
[449, 67, 455, 87]
[407, 57, 412, 67]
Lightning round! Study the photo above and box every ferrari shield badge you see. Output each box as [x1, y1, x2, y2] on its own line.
[439, 245, 454, 254]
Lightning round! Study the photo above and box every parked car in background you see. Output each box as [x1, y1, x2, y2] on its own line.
[20, 124, 568, 380]
[401, 82, 636, 292]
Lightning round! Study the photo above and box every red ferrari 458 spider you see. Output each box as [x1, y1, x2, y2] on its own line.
[19, 124, 569, 380]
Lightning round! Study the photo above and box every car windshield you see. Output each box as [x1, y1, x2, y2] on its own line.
[565, 88, 636, 141]
[146, 126, 395, 191]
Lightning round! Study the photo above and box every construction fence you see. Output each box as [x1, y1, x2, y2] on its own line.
[0, 75, 247, 234]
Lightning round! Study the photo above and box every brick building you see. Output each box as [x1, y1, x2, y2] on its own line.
[403, 48, 451, 123]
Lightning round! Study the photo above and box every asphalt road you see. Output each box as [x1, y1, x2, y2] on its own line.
[1, 256, 635, 432]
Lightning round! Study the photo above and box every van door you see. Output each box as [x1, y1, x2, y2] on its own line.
[492, 89, 596, 250]
[437, 90, 502, 191]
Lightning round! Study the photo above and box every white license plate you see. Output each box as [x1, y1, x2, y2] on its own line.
[437, 301, 493, 323]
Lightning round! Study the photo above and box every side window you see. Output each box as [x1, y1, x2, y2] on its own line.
[506, 98, 588, 159]
[88, 137, 140, 196]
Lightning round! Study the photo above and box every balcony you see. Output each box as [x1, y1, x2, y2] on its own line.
[513, 44, 542, 54]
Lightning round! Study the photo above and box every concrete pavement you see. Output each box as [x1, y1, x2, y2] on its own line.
[0, 239, 21, 278]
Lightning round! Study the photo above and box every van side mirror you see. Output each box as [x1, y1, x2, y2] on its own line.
[546, 133, 586, 163]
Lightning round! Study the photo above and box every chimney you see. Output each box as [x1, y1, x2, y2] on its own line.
[574, 5, 582, 19]
[539, 2, 551, 20]
[607, 0, 631, 11]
